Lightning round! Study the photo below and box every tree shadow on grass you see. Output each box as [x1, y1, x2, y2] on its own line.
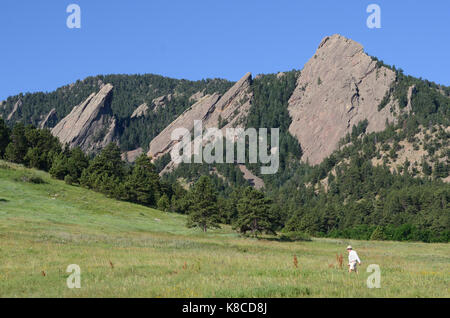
[261, 232, 312, 243]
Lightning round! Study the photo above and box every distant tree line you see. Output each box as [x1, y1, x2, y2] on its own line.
[0, 118, 448, 242]
[0, 119, 173, 208]
[0, 119, 279, 237]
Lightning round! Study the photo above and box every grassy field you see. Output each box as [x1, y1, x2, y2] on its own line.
[0, 160, 449, 298]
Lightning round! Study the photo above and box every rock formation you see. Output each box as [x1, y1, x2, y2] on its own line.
[202, 72, 253, 131]
[39, 108, 57, 129]
[121, 147, 143, 162]
[131, 103, 149, 119]
[51, 84, 117, 153]
[288, 34, 408, 165]
[7, 99, 22, 121]
[189, 91, 205, 103]
[147, 73, 253, 171]
[148, 93, 221, 162]
[152, 94, 173, 113]
[238, 164, 265, 189]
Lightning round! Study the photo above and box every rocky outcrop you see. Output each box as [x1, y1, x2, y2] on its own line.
[131, 103, 149, 119]
[131, 95, 174, 118]
[39, 108, 57, 129]
[203, 72, 253, 131]
[7, 99, 22, 121]
[152, 94, 173, 113]
[51, 84, 117, 153]
[288, 34, 407, 165]
[405, 85, 415, 111]
[238, 165, 264, 189]
[189, 91, 205, 102]
[148, 93, 221, 161]
[148, 73, 253, 167]
[121, 147, 143, 162]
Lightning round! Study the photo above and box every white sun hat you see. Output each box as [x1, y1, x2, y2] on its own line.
[346, 245, 352, 250]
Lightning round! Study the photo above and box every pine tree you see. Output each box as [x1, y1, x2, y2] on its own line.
[49, 146, 89, 182]
[433, 161, 448, 179]
[186, 176, 220, 232]
[67, 147, 89, 181]
[49, 153, 69, 180]
[0, 118, 10, 158]
[421, 159, 432, 176]
[170, 183, 189, 214]
[157, 194, 170, 212]
[4, 123, 29, 164]
[125, 154, 160, 206]
[234, 187, 277, 237]
[221, 188, 243, 224]
[23, 128, 61, 171]
[370, 226, 386, 241]
[80, 143, 125, 197]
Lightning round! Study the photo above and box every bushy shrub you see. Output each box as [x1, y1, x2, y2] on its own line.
[370, 226, 386, 241]
[157, 194, 170, 212]
[16, 173, 46, 184]
[64, 174, 75, 185]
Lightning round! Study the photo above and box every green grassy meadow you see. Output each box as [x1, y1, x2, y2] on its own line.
[0, 161, 449, 297]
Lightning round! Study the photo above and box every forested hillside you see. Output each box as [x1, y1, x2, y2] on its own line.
[1, 36, 449, 243]
[266, 67, 450, 242]
[164, 65, 450, 242]
[0, 74, 234, 152]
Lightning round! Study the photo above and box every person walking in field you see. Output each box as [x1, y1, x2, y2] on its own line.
[346, 245, 361, 273]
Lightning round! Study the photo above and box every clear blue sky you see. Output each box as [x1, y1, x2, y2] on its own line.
[1, 0, 449, 100]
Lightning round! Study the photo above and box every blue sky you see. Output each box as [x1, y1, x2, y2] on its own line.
[0, 0, 449, 100]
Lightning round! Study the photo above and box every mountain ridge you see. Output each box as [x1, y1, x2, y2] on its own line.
[0, 34, 448, 243]
[1, 34, 449, 178]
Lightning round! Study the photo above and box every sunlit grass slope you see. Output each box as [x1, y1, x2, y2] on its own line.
[0, 161, 448, 297]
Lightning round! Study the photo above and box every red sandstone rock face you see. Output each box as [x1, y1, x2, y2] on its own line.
[288, 34, 407, 165]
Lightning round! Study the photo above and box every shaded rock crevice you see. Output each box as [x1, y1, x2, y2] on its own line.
[39, 108, 58, 129]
